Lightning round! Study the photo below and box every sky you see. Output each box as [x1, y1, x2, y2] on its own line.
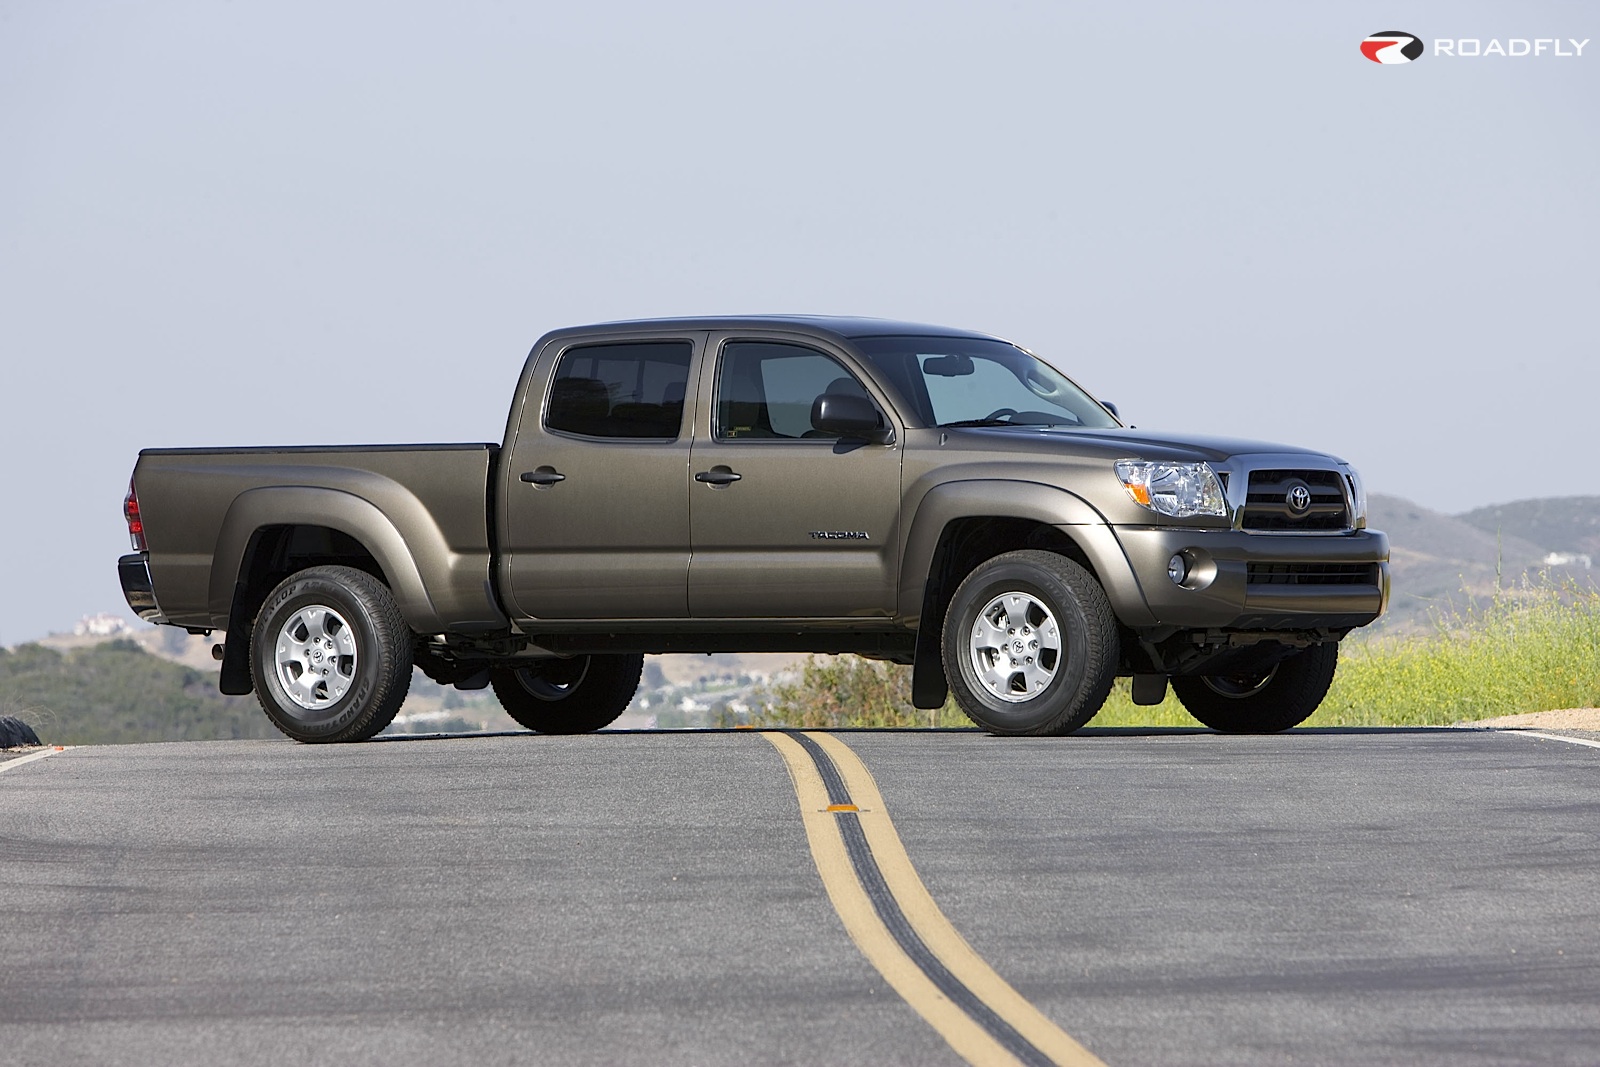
[1, 0, 1596, 643]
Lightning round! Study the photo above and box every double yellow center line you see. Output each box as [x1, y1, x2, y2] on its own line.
[764, 731, 1105, 1067]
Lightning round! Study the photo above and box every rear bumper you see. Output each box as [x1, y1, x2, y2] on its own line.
[1114, 527, 1390, 631]
[118, 552, 166, 623]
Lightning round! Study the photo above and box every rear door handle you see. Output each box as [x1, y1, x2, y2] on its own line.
[694, 466, 742, 486]
[521, 467, 566, 486]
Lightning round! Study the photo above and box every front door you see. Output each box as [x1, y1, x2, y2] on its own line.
[687, 335, 902, 618]
[501, 336, 699, 620]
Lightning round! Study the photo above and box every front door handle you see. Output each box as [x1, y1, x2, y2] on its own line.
[694, 466, 742, 486]
[520, 466, 566, 486]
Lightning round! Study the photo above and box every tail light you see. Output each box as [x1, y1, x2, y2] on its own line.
[124, 479, 147, 551]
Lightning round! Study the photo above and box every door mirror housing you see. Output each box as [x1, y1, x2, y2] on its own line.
[811, 393, 894, 444]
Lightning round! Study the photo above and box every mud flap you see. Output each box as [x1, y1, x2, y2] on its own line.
[218, 583, 255, 696]
[911, 623, 948, 709]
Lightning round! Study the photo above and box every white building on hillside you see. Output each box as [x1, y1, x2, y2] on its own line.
[74, 613, 132, 637]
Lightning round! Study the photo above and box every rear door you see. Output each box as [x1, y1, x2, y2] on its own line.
[500, 333, 702, 620]
[687, 332, 903, 618]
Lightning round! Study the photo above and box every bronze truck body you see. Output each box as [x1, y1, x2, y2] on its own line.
[120, 317, 1388, 741]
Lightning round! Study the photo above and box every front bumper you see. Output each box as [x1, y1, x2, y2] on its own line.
[1114, 527, 1390, 630]
[118, 552, 166, 623]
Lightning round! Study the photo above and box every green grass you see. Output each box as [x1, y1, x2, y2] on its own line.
[1084, 578, 1600, 728]
[757, 577, 1600, 730]
[1086, 679, 1196, 728]
[1308, 580, 1600, 727]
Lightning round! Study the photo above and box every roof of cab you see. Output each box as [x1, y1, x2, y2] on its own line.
[548, 315, 1002, 344]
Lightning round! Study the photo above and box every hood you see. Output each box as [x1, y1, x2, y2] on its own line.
[953, 425, 1343, 464]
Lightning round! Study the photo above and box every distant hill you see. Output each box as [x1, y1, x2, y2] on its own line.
[1457, 496, 1600, 559]
[1371, 493, 1597, 633]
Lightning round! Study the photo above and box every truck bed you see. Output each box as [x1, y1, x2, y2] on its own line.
[131, 443, 506, 635]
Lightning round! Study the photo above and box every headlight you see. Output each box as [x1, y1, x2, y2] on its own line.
[1114, 460, 1228, 519]
[1342, 464, 1368, 529]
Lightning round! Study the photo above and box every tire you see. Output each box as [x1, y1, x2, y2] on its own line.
[490, 654, 643, 734]
[941, 550, 1119, 736]
[250, 566, 413, 743]
[0, 715, 41, 749]
[1172, 642, 1339, 733]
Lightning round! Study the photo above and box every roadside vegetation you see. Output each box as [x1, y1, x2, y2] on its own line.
[754, 576, 1600, 730]
[751, 655, 968, 730]
[1315, 577, 1600, 727]
[0, 640, 274, 746]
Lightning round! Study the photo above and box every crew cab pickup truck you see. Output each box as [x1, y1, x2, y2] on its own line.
[119, 316, 1389, 742]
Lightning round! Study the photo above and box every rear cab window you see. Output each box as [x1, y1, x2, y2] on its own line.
[545, 341, 693, 440]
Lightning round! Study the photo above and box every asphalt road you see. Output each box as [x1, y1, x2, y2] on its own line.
[2, 728, 1597, 1066]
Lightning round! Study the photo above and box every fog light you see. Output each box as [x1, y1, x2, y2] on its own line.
[1167, 553, 1189, 585]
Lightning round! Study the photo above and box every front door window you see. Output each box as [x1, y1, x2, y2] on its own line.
[716, 342, 878, 441]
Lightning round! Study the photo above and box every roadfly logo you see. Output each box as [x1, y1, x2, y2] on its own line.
[1362, 29, 1590, 64]
[1361, 31, 1423, 64]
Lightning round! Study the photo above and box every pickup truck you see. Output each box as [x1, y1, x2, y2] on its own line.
[119, 316, 1389, 743]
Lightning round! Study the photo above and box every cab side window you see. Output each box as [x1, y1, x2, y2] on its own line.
[716, 341, 875, 440]
[545, 341, 692, 440]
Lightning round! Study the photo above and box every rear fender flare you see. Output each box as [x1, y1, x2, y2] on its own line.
[209, 486, 443, 634]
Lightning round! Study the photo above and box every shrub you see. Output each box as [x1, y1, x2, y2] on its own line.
[751, 656, 968, 729]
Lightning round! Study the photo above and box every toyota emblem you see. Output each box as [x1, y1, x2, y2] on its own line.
[1286, 485, 1312, 513]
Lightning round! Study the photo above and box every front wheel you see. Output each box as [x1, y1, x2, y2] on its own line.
[490, 654, 643, 734]
[941, 550, 1120, 736]
[1172, 642, 1339, 733]
[250, 566, 413, 743]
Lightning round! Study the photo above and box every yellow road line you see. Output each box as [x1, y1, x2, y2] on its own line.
[764, 731, 1105, 1067]
[809, 733, 1104, 1066]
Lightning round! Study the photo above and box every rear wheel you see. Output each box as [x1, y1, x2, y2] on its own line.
[1172, 642, 1339, 733]
[490, 654, 643, 734]
[941, 550, 1119, 736]
[250, 566, 413, 743]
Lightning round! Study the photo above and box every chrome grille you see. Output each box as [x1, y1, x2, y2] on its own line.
[1242, 469, 1349, 531]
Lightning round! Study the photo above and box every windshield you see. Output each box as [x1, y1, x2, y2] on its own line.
[851, 336, 1120, 430]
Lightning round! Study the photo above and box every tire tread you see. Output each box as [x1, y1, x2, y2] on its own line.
[250, 566, 412, 744]
[1172, 642, 1339, 733]
[941, 549, 1119, 736]
[491, 654, 643, 734]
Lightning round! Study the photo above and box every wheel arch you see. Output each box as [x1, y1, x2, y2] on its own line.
[898, 480, 1154, 630]
[211, 487, 443, 632]
[210, 488, 444, 696]
[899, 481, 1153, 709]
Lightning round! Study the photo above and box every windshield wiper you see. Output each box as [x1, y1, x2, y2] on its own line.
[939, 418, 1066, 429]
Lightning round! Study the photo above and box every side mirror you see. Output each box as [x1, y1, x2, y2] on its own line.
[1101, 400, 1120, 420]
[811, 393, 894, 444]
